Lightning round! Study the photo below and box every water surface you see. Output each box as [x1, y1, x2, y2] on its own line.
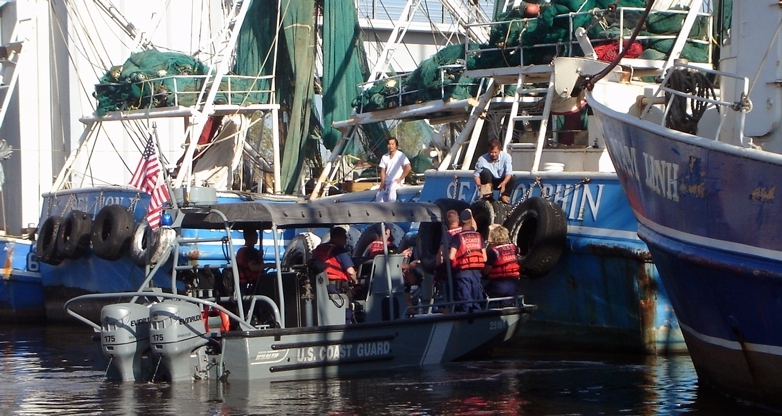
[0, 324, 775, 415]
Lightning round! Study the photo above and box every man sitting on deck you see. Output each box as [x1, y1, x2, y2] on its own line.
[473, 139, 516, 204]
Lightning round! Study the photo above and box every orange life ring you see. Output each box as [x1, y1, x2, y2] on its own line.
[202, 306, 230, 333]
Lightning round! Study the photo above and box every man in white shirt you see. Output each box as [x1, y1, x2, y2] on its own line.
[377, 137, 411, 202]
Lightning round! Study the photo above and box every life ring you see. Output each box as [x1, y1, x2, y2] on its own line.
[352, 222, 405, 257]
[416, 198, 469, 274]
[36, 215, 64, 265]
[202, 306, 230, 333]
[128, 223, 177, 266]
[503, 197, 567, 279]
[90, 204, 135, 261]
[56, 210, 92, 260]
[280, 232, 321, 271]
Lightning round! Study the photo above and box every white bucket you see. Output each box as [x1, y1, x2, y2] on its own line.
[542, 162, 565, 172]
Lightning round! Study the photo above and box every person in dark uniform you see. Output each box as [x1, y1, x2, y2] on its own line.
[448, 209, 487, 312]
[236, 228, 263, 294]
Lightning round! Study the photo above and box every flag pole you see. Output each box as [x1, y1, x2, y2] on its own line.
[152, 123, 178, 210]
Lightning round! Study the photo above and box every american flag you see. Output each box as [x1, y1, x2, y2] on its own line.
[129, 136, 170, 229]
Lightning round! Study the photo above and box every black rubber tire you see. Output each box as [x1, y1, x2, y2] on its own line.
[280, 232, 320, 271]
[127, 222, 156, 267]
[36, 215, 64, 265]
[90, 204, 135, 261]
[55, 210, 92, 260]
[503, 197, 567, 279]
[470, 200, 495, 240]
[416, 198, 469, 274]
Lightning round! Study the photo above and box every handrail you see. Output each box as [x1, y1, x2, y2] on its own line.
[640, 61, 751, 143]
[64, 291, 277, 332]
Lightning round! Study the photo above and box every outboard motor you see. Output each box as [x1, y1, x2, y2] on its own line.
[100, 303, 151, 381]
[149, 300, 209, 381]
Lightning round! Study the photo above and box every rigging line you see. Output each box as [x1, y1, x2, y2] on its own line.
[748, 16, 782, 97]
[57, 1, 112, 74]
[377, 0, 419, 72]
[422, 0, 463, 48]
[48, 3, 100, 114]
[74, 1, 125, 69]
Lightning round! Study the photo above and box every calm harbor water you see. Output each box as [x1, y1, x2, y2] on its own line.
[0, 323, 776, 415]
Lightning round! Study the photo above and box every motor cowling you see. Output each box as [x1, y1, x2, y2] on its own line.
[100, 303, 151, 381]
[149, 300, 209, 381]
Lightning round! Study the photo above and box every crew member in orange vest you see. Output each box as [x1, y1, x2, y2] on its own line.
[448, 209, 487, 312]
[366, 223, 398, 257]
[311, 226, 358, 300]
[482, 224, 521, 306]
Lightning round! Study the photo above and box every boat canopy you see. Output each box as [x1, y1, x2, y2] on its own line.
[179, 201, 442, 230]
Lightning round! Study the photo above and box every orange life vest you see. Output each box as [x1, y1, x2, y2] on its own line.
[367, 239, 385, 257]
[452, 230, 485, 271]
[312, 243, 349, 281]
[487, 244, 521, 279]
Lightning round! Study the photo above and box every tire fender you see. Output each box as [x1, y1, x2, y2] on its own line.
[56, 210, 92, 260]
[90, 204, 135, 261]
[36, 215, 64, 265]
[503, 197, 567, 278]
[128, 222, 156, 266]
[280, 232, 321, 271]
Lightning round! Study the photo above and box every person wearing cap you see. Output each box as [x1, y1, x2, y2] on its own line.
[311, 226, 358, 299]
[448, 209, 487, 312]
[473, 139, 516, 204]
[482, 224, 521, 306]
[365, 223, 398, 257]
[377, 137, 412, 202]
[236, 228, 264, 294]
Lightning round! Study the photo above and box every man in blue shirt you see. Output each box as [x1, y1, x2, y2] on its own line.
[473, 139, 516, 204]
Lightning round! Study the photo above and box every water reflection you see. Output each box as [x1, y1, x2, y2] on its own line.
[0, 324, 776, 415]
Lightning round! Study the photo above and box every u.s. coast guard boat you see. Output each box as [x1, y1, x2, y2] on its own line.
[65, 200, 532, 382]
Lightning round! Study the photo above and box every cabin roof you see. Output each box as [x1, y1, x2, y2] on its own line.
[179, 201, 443, 230]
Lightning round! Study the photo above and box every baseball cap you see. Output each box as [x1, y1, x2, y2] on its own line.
[459, 209, 473, 223]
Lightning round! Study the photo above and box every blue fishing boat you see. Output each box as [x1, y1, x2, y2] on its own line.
[587, 0, 782, 408]
[0, 237, 44, 322]
[320, 0, 695, 354]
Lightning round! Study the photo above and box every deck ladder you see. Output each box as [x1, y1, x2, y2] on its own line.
[502, 66, 555, 172]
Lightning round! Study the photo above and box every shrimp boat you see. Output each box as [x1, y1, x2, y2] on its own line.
[11, 0, 415, 321]
[65, 200, 533, 382]
[314, 0, 705, 354]
[586, 0, 782, 408]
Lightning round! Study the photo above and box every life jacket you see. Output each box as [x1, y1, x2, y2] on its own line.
[433, 227, 465, 281]
[487, 244, 521, 279]
[312, 243, 349, 281]
[367, 239, 386, 257]
[451, 230, 485, 271]
[236, 246, 257, 285]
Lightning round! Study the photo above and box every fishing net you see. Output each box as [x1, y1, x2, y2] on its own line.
[94, 50, 267, 117]
[354, 0, 713, 113]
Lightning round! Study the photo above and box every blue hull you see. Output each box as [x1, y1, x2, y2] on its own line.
[419, 172, 684, 354]
[0, 238, 45, 322]
[38, 187, 290, 321]
[594, 100, 782, 406]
